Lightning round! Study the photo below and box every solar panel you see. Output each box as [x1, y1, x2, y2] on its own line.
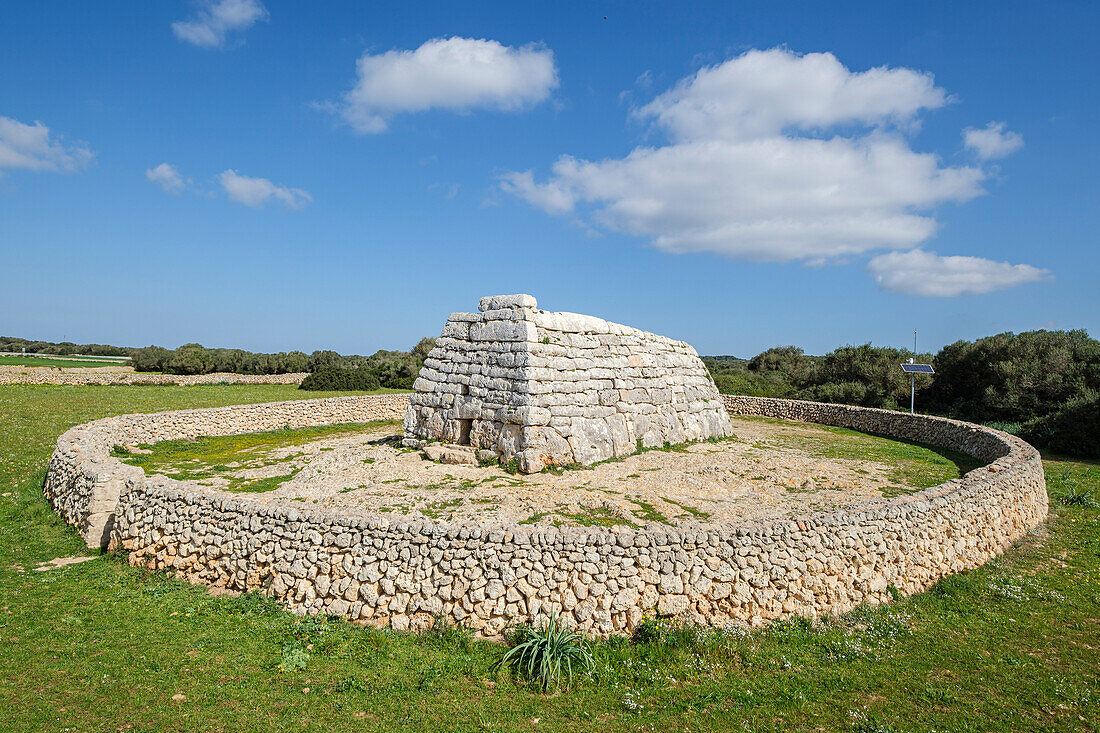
[901, 363, 935, 374]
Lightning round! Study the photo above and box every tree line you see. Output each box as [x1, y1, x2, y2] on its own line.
[128, 338, 437, 390]
[703, 329, 1100, 458]
[8, 329, 1096, 456]
[0, 336, 130, 357]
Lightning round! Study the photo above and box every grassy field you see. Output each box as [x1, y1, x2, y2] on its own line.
[0, 385, 1097, 732]
[0, 354, 131, 369]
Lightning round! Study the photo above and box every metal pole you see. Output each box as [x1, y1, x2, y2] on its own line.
[911, 329, 917, 414]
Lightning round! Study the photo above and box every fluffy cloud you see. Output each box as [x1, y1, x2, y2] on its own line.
[503, 48, 990, 263]
[867, 249, 1049, 297]
[963, 121, 1024, 160]
[636, 48, 948, 143]
[172, 0, 268, 48]
[339, 37, 558, 133]
[0, 115, 93, 175]
[145, 163, 186, 193]
[218, 169, 311, 209]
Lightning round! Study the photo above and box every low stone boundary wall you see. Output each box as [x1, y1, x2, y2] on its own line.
[44, 394, 409, 547]
[1, 368, 308, 386]
[44, 394, 1047, 636]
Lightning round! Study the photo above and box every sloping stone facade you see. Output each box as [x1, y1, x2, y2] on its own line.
[403, 294, 732, 472]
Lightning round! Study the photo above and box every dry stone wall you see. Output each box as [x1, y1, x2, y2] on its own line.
[45, 394, 1048, 637]
[405, 295, 732, 472]
[44, 394, 408, 548]
[0, 367, 307, 386]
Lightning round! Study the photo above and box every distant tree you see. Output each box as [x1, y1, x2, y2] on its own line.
[131, 346, 172, 372]
[411, 337, 436, 360]
[925, 330, 1100, 423]
[747, 345, 814, 386]
[282, 350, 309, 373]
[307, 350, 344, 372]
[212, 349, 250, 374]
[167, 343, 215, 375]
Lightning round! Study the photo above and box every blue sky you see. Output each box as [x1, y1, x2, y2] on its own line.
[1, 0, 1096, 357]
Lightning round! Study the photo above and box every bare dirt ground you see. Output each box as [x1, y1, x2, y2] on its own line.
[186, 416, 948, 528]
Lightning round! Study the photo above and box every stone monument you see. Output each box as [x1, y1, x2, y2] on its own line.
[403, 294, 732, 472]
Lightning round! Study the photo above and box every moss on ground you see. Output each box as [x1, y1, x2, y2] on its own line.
[111, 420, 400, 491]
[733, 415, 983, 492]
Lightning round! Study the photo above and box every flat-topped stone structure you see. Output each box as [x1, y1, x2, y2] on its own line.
[403, 294, 732, 472]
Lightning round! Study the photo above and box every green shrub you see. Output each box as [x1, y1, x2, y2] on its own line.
[131, 345, 171, 372]
[711, 371, 794, 397]
[167, 343, 215, 375]
[1055, 485, 1098, 508]
[925, 330, 1100, 424]
[499, 614, 594, 692]
[984, 421, 1022, 436]
[1021, 391, 1100, 458]
[307, 350, 344, 372]
[299, 366, 381, 392]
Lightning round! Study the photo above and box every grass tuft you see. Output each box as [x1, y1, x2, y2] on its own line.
[499, 614, 595, 692]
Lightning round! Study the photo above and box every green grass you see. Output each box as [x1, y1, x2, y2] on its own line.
[0, 384, 1097, 731]
[661, 496, 712, 520]
[558, 506, 638, 529]
[0, 354, 131, 368]
[628, 499, 669, 524]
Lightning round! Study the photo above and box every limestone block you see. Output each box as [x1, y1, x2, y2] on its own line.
[479, 294, 538, 312]
[470, 320, 538, 343]
[441, 321, 469, 339]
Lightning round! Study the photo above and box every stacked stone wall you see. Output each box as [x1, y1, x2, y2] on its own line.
[45, 394, 408, 547]
[45, 394, 1048, 637]
[405, 295, 731, 471]
[0, 368, 308, 386]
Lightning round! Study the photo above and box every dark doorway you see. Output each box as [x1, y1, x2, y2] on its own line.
[456, 419, 472, 446]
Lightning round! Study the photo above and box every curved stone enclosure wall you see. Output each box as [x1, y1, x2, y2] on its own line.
[45, 394, 1048, 636]
[45, 395, 409, 548]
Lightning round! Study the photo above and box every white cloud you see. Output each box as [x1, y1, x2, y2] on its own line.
[0, 115, 93, 175]
[499, 170, 575, 214]
[339, 36, 558, 133]
[145, 163, 186, 193]
[963, 121, 1024, 160]
[218, 169, 311, 209]
[503, 48, 991, 263]
[867, 249, 1049, 297]
[636, 48, 948, 143]
[172, 0, 268, 48]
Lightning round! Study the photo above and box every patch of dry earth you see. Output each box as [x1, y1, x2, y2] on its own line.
[193, 416, 916, 528]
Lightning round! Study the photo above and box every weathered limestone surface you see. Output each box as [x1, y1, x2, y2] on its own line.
[44, 393, 1048, 637]
[404, 295, 733, 472]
